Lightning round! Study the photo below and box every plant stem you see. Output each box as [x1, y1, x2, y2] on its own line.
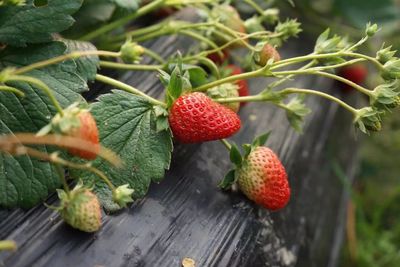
[193, 67, 266, 92]
[215, 88, 359, 115]
[142, 47, 165, 64]
[271, 51, 383, 71]
[343, 52, 383, 70]
[80, 0, 166, 41]
[22, 147, 117, 191]
[215, 94, 268, 104]
[179, 30, 220, 50]
[215, 22, 254, 51]
[184, 31, 279, 63]
[53, 156, 116, 191]
[243, 0, 265, 15]
[99, 61, 163, 71]
[220, 139, 232, 151]
[195, 57, 220, 79]
[281, 88, 358, 115]
[55, 164, 70, 194]
[0, 85, 25, 97]
[1, 133, 121, 167]
[272, 69, 373, 96]
[13, 50, 121, 75]
[0, 240, 17, 251]
[268, 60, 317, 89]
[95, 74, 167, 107]
[6, 75, 64, 116]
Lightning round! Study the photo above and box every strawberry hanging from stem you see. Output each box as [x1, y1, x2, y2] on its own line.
[220, 133, 291, 211]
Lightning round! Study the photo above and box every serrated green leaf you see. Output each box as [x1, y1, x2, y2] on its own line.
[0, 0, 83, 47]
[0, 42, 88, 208]
[64, 39, 99, 81]
[81, 90, 173, 211]
[62, 1, 116, 39]
[219, 169, 236, 190]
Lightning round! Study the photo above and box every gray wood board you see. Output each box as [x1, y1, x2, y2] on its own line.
[0, 9, 358, 267]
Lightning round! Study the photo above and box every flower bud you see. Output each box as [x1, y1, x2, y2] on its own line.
[365, 22, 379, 37]
[112, 184, 134, 208]
[120, 40, 144, 64]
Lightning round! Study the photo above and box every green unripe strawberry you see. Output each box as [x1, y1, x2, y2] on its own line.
[207, 83, 240, 113]
[237, 146, 290, 211]
[58, 183, 102, 233]
[210, 4, 247, 48]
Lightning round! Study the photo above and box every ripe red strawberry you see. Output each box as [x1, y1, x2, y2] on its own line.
[225, 65, 250, 106]
[67, 111, 100, 160]
[168, 92, 241, 143]
[207, 49, 230, 65]
[338, 64, 368, 91]
[255, 43, 281, 66]
[58, 185, 102, 233]
[237, 147, 290, 210]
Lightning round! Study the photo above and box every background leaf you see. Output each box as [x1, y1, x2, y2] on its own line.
[0, 41, 91, 208]
[64, 39, 99, 81]
[79, 90, 173, 211]
[0, 0, 83, 47]
[333, 0, 400, 28]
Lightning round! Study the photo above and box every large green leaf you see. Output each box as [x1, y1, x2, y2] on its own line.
[63, 0, 140, 39]
[82, 90, 173, 211]
[64, 39, 99, 81]
[0, 41, 95, 208]
[0, 0, 83, 47]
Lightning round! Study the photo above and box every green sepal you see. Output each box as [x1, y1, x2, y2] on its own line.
[242, 144, 252, 158]
[252, 132, 271, 148]
[165, 65, 183, 108]
[283, 95, 312, 133]
[229, 143, 242, 166]
[153, 105, 170, 132]
[218, 169, 237, 190]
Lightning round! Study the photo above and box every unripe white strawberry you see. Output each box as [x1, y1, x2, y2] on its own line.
[58, 183, 102, 233]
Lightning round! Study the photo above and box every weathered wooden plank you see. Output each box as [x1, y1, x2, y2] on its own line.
[0, 8, 357, 267]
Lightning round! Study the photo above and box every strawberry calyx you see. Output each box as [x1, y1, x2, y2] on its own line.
[219, 132, 271, 189]
[120, 38, 145, 64]
[112, 184, 135, 208]
[37, 102, 87, 136]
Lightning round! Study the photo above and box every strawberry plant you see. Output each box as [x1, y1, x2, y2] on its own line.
[1, 0, 400, 233]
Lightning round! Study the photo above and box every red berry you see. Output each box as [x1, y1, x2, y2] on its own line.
[168, 92, 241, 143]
[237, 147, 290, 211]
[225, 65, 250, 106]
[207, 49, 230, 65]
[338, 64, 368, 91]
[68, 111, 100, 160]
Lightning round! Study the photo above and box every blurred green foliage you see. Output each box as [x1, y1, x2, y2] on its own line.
[341, 112, 400, 267]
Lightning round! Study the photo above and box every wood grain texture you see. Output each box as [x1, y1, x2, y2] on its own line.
[0, 9, 358, 267]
